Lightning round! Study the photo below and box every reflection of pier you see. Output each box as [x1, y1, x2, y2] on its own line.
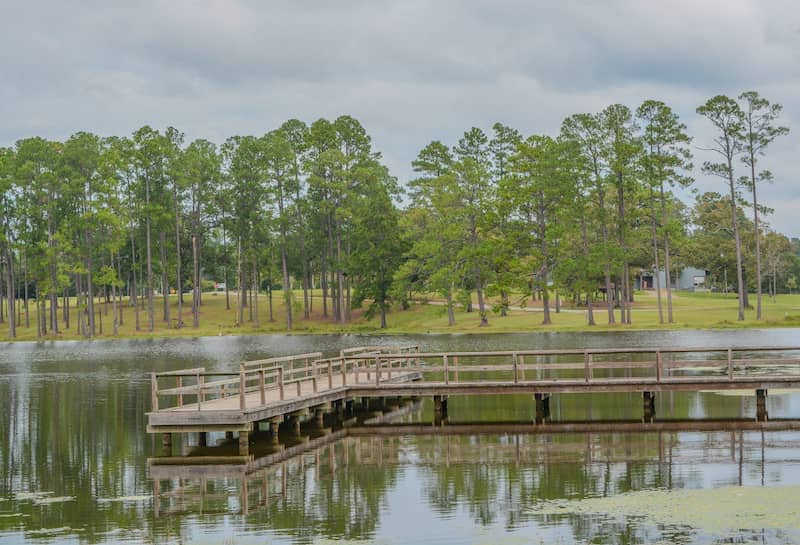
[147, 345, 800, 456]
[149, 406, 800, 517]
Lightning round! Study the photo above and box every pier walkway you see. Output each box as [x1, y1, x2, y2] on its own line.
[147, 344, 800, 455]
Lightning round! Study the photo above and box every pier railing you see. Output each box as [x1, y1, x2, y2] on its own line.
[343, 346, 800, 387]
[150, 346, 800, 413]
[150, 347, 421, 412]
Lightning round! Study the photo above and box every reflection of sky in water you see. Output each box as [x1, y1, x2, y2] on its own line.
[2, 331, 800, 544]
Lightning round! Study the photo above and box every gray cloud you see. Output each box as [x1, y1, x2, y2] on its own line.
[1, 0, 799, 234]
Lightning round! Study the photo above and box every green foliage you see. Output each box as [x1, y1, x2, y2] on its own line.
[0, 95, 796, 341]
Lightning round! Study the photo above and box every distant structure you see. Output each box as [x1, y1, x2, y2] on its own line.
[636, 267, 708, 292]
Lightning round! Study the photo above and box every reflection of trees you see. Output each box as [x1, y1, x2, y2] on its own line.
[241, 437, 401, 543]
[0, 373, 158, 542]
[414, 430, 782, 544]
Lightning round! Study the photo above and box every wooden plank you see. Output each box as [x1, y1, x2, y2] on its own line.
[241, 352, 323, 369]
[151, 372, 159, 412]
[156, 367, 206, 377]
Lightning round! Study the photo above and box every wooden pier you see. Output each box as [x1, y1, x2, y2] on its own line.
[147, 345, 800, 455]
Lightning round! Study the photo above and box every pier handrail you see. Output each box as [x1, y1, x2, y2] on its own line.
[150, 345, 800, 414]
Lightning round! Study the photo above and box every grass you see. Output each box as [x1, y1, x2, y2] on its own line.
[3, 288, 800, 342]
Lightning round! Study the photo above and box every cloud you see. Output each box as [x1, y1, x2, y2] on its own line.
[1, 0, 799, 233]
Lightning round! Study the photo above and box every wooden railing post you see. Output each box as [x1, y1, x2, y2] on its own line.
[453, 356, 459, 382]
[259, 369, 266, 405]
[443, 355, 449, 385]
[240, 371, 246, 410]
[342, 358, 348, 386]
[196, 371, 202, 411]
[177, 376, 183, 407]
[296, 380, 302, 397]
[328, 359, 334, 389]
[512, 353, 519, 383]
[278, 367, 285, 400]
[151, 373, 159, 412]
[727, 348, 734, 380]
[519, 354, 525, 381]
[656, 351, 662, 382]
[375, 357, 381, 386]
[584, 351, 591, 383]
[312, 362, 318, 392]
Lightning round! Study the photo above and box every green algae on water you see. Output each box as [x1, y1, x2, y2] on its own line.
[528, 485, 800, 533]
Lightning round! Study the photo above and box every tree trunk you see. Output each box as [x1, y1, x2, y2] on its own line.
[253, 261, 260, 327]
[475, 272, 488, 326]
[321, 254, 328, 318]
[336, 231, 346, 325]
[751, 158, 763, 319]
[192, 235, 200, 328]
[24, 261, 29, 329]
[447, 284, 456, 326]
[237, 238, 244, 326]
[145, 181, 155, 332]
[601, 220, 615, 324]
[659, 183, 674, 323]
[541, 268, 551, 325]
[617, 178, 628, 325]
[587, 293, 595, 326]
[650, 192, 664, 324]
[280, 239, 292, 330]
[379, 275, 387, 329]
[727, 158, 746, 321]
[160, 230, 169, 325]
[4, 247, 15, 338]
[63, 287, 69, 330]
[175, 204, 183, 328]
[111, 252, 118, 336]
[267, 276, 274, 323]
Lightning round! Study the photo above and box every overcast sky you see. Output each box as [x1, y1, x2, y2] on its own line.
[2, 1, 799, 235]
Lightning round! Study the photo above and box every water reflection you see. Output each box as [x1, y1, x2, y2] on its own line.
[144, 400, 800, 544]
[3, 332, 800, 544]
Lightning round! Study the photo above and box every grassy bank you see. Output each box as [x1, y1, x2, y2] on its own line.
[3, 289, 800, 342]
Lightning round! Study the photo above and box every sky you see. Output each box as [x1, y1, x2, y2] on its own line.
[2, 1, 799, 235]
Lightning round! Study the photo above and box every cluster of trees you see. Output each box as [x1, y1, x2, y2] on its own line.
[0, 92, 793, 338]
[400, 92, 792, 327]
[0, 116, 403, 339]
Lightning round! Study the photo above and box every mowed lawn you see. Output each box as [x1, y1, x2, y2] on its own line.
[4, 289, 800, 342]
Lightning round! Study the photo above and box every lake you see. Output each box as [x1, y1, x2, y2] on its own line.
[2, 329, 800, 544]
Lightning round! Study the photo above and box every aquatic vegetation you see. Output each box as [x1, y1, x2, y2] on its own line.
[529, 485, 800, 533]
[96, 494, 152, 503]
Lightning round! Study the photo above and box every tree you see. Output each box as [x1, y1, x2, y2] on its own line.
[737, 91, 790, 319]
[601, 104, 641, 324]
[506, 135, 571, 324]
[350, 166, 404, 328]
[561, 113, 616, 324]
[636, 100, 693, 323]
[0, 147, 16, 338]
[453, 128, 494, 326]
[177, 139, 220, 328]
[697, 96, 747, 320]
[262, 129, 298, 330]
[402, 142, 462, 326]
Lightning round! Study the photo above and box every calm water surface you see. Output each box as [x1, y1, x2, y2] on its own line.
[2, 330, 800, 544]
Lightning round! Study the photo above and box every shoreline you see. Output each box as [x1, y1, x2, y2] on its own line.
[3, 321, 800, 345]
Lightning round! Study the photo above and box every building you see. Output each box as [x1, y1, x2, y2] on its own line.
[636, 267, 708, 291]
